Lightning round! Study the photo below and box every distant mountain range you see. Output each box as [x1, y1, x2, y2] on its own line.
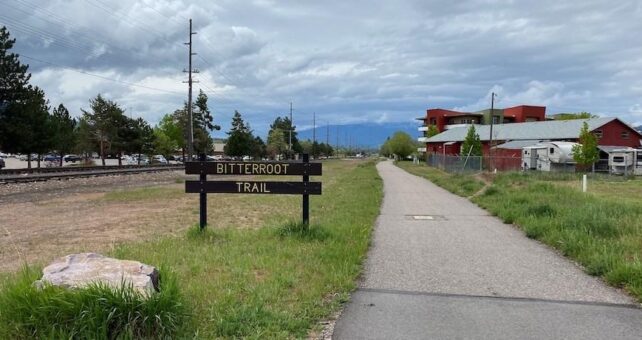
[297, 121, 421, 148]
[636, 126, 642, 133]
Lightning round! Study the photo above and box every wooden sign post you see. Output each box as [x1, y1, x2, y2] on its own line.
[185, 154, 322, 230]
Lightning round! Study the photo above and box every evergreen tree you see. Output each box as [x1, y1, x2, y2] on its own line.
[75, 117, 95, 160]
[572, 122, 599, 171]
[80, 94, 126, 166]
[224, 110, 253, 157]
[51, 103, 77, 166]
[461, 126, 482, 156]
[0, 26, 31, 106]
[250, 136, 266, 160]
[0, 27, 51, 166]
[193, 90, 220, 155]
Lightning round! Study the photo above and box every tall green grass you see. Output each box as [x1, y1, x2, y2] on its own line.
[0, 267, 185, 339]
[474, 172, 642, 300]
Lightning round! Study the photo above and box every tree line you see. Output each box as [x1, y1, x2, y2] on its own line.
[0, 26, 333, 168]
[223, 111, 334, 160]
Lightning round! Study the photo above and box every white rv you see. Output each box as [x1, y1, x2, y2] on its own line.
[608, 148, 642, 175]
[522, 145, 546, 170]
[522, 142, 579, 172]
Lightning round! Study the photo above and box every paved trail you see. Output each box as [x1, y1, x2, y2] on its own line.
[333, 161, 641, 339]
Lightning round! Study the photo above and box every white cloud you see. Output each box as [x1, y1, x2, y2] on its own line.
[3, 0, 642, 138]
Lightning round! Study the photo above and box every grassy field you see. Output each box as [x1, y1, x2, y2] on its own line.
[0, 159, 383, 338]
[396, 161, 642, 302]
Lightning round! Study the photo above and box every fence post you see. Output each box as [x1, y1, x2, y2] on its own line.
[199, 153, 207, 230]
[582, 174, 587, 193]
[302, 153, 310, 228]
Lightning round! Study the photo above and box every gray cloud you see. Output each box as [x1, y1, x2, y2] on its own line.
[2, 0, 642, 140]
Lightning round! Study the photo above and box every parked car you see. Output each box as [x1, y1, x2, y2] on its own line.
[0, 158, 5, 169]
[131, 154, 149, 165]
[64, 154, 81, 162]
[152, 155, 168, 164]
[44, 154, 61, 162]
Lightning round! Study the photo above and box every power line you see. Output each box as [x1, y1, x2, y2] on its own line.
[6, 0, 125, 55]
[20, 54, 184, 96]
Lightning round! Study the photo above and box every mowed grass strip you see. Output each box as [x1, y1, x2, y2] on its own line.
[397, 162, 642, 302]
[0, 160, 383, 338]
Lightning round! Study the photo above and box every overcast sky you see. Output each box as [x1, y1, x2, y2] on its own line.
[2, 0, 642, 138]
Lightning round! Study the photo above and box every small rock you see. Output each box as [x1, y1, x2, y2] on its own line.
[35, 253, 159, 297]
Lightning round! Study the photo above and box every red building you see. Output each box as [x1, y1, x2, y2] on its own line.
[418, 105, 546, 134]
[420, 117, 642, 157]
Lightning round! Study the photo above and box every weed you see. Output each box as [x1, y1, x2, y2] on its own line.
[275, 222, 331, 241]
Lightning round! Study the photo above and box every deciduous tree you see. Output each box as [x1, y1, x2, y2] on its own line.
[267, 128, 287, 160]
[268, 116, 301, 158]
[387, 131, 416, 159]
[572, 122, 599, 171]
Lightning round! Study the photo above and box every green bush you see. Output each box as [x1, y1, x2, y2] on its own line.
[0, 266, 186, 339]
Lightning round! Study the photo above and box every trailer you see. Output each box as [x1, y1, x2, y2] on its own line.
[522, 145, 546, 170]
[608, 148, 642, 175]
[522, 141, 578, 172]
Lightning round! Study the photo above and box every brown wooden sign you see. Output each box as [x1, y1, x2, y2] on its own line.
[185, 161, 322, 176]
[185, 154, 321, 230]
[185, 180, 322, 195]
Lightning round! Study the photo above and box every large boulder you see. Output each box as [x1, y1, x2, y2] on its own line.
[35, 253, 159, 296]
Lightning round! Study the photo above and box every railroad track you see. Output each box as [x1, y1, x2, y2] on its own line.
[0, 165, 184, 184]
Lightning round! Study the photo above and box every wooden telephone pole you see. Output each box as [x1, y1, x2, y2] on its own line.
[184, 19, 198, 160]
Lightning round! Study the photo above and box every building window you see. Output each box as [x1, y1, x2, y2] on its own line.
[593, 130, 603, 139]
[621, 131, 630, 139]
[492, 116, 500, 124]
[549, 148, 554, 154]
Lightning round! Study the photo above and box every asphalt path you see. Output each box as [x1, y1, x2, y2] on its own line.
[333, 161, 641, 339]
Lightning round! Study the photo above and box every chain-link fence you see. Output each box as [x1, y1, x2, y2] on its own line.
[427, 154, 641, 176]
[427, 154, 523, 173]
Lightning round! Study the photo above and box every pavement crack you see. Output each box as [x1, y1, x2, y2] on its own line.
[357, 288, 642, 309]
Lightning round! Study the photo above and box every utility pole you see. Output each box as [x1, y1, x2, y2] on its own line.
[326, 122, 329, 146]
[289, 102, 293, 156]
[488, 92, 497, 170]
[312, 112, 316, 159]
[312, 112, 316, 144]
[336, 126, 339, 157]
[184, 19, 198, 160]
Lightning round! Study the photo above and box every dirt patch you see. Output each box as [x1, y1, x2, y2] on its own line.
[1, 172, 185, 271]
[0, 171, 304, 273]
